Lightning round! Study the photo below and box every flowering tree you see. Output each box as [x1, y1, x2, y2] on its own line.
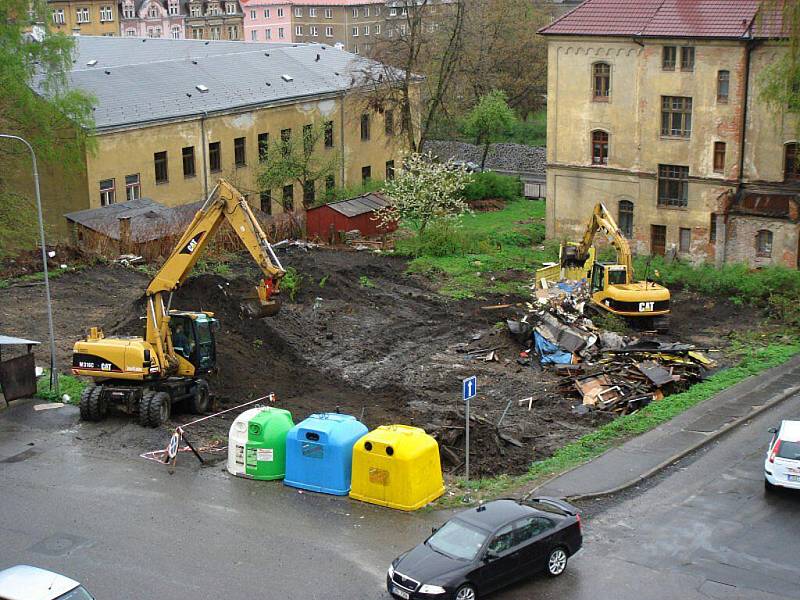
[376, 152, 473, 233]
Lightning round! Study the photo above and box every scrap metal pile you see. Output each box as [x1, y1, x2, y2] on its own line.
[508, 279, 716, 416]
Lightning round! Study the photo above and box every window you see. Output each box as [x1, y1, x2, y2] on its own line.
[618, 200, 633, 238]
[260, 191, 272, 214]
[52, 9, 65, 24]
[353, 44, 358, 54]
[661, 96, 692, 137]
[386, 160, 395, 180]
[487, 525, 515, 555]
[325, 8, 332, 18]
[591, 130, 608, 165]
[651, 224, 667, 256]
[364, 25, 369, 35]
[125, 174, 141, 201]
[658, 165, 689, 207]
[310, 26, 318, 36]
[265, 28, 271, 39]
[352, 26, 358, 37]
[375, 24, 380, 34]
[324, 121, 334, 148]
[362, 165, 371, 183]
[154, 26, 161, 36]
[190, 4, 201, 16]
[679, 228, 691, 253]
[278, 27, 284, 38]
[234, 137, 246, 167]
[277, 7, 283, 17]
[126, 28, 136, 36]
[99, 179, 115, 206]
[709, 213, 717, 243]
[302, 124, 314, 154]
[309, 7, 316, 17]
[168, 2, 179, 15]
[592, 62, 610, 100]
[209, 142, 221, 172]
[182, 146, 196, 178]
[363, 6, 369, 16]
[100, 5, 113, 21]
[76, 7, 90, 22]
[171, 25, 181, 38]
[296, 25, 303, 36]
[375, 6, 380, 15]
[192, 27, 203, 38]
[303, 181, 315, 205]
[264, 8, 269, 18]
[326, 175, 335, 195]
[325, 26, 333, 37]
[251, 29, 257, 41]
[250, 9, 255, 19]
[352, 7, 358, 17]
[147, 3, 158, 17]
[514, 517, 553, 545]
[225, 2, 236, 14]
[282, 184, 294, 210]
[258, 133, 269, 162]
[210, 26, 220, 39]
[361, 114, 370, 141]
[280, 128, 291, 156]
[294, 7, 302, 17]
[227, 25, 238, 38]
[154, 151, 168, 184]
[756, 230, 773, 257]
[662, 46, 676, 70]
[122, 3, 134, 18]
[680, 46, 695, 71]
[713, 142, 726, 173]
[714, 70, 730, 104]
[785, 143, 800, 180]
[390, 7, 397, 16]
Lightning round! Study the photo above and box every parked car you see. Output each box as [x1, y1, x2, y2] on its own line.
[387, 497, 582, 600]
[0, 565, 94, 600]
[765, 419, 800, 492]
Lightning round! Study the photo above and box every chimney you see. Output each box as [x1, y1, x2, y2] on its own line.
[119, 216, 132, 255]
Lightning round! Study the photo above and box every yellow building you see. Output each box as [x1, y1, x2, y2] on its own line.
[540, 0, 799, 268]
[48, 0, 120, 35]
[32, 36, 416, 237]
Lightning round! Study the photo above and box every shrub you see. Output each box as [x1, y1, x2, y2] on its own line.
[463, 172, 523, 202]
[281, 267, 303, 302]
[395, 222, 492, 258]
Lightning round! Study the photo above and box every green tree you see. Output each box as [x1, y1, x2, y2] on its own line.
[463, 90, 518, 169]
[0, 0, 95, 254]
[257, 121, 341, 209]
[758, 1, 800, 115]
[375, 152, 473, 234]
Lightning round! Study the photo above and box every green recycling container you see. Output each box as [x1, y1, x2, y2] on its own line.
[227, 406, 294, 480]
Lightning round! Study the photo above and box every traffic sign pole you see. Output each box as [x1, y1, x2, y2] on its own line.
[462, 376, 477, 482]
[465, 396, 470, 481]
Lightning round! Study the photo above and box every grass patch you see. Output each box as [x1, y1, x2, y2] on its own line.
[395, 198, 551, 299]
[0, 265, 75, 289]
[35, 371, 86, 404]
[440, 341, 800, 506]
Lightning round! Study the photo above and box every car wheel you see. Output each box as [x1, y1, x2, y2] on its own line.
[546, 547, 568, 577]
[455, 584, 477, 600]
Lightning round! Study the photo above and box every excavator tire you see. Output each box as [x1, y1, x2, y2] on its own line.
[139, 390, 170, 427]
[139, 391, 157, 426]
[79, 385, 107, 422]
[188, 379, 210, 415]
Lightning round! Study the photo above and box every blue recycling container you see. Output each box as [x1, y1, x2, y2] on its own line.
[284, 413, 369, 495]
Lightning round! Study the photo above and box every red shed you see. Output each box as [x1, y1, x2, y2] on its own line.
[306, 192, 397, 242]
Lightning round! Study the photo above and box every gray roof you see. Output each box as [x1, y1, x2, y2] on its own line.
[0, 335, 40, 346]
[44, 36, 387, 131]
[320, 192, 390, 218]
[65, 197, 204, 242]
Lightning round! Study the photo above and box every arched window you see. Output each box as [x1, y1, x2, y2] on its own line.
[618, 200, 634, 238]
[785, 143, 799, 180]
[593, 62, 610, 100]
[756, 230, 773, 258]
[591, 130, 609, 165]
[147, 3, 159, 17]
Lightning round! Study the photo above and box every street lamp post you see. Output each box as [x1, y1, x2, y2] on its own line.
[0, 134, 59, 395]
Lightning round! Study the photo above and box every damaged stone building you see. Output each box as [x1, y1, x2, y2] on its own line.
[540, 0, 800, 268]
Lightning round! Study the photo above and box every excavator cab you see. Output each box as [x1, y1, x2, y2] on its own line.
[169, 312, 217, 374]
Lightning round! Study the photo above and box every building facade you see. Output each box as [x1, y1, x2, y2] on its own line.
[119, 0, 187, 38]
[540, 0, 799, 268]
[25, 37, 416, 236]
[240, 0, 384, 53]
[48, 0, 119, 35]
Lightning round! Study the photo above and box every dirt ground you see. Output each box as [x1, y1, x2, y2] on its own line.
[0, 247, 763, 478]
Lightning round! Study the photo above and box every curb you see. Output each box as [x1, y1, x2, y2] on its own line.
[528, 383, 800, 503]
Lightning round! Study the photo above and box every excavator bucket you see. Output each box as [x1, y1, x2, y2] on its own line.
[239, 279, 281, 318]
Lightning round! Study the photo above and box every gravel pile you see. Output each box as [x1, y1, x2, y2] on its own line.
[423, 140, 547, 177]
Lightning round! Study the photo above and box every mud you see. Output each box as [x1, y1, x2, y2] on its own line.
[0, 248, 764, 478]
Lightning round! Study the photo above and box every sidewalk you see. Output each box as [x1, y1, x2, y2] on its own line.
[526, 353, 800, 500]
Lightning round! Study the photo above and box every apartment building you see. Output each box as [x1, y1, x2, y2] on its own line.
[540, 0, 798, 268]
[47, 0, 119, 35]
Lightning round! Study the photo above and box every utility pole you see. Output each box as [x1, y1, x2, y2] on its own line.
[0, 134, 59, 395]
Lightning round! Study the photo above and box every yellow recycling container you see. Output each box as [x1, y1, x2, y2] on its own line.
[349, 425, 445, 511]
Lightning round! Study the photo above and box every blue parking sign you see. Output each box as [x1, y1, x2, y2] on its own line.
[462, 376, 477, 402]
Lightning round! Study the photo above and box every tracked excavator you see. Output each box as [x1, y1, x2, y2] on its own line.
[536, 202, 670, 331]
[72, 179, 285, 427]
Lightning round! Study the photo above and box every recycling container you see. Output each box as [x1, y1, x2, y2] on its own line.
[284, 413, 369, 495]
[349, 425, 445, 511]
[227, 406, 294, 480]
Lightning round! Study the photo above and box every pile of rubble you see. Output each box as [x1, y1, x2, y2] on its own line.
[508, 279, 716, 416]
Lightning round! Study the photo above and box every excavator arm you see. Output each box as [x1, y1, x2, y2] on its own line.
[144, 179, 285, 374]
[563, 202, 633, 284]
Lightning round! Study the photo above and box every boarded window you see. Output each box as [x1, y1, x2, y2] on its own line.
[324, 121, 334, 148]
[785, 143, 800, 180]
[209, 142, 221, 172]
[361, 113, 370, 141]
[303, 180, 315, 205]
[680, 46, 695, 71]
[282, 184, 294, 210]
[182, 146, 195, 178]
[280, 128, 291, 157]
[302, 124, 314, 155]
[661, 96, 692, 137]
[662, 46, 677, 70]
[618, 200, 633, 238]
[717, 70, 730, 103]
[756, 230, 773, 257]
[154, 151, 168, 183]
[713, 142, 726, 173]
[385, 110, 394, 135]
[258, 132, 269, 162]
[593, 62, 610, 99]
[657, 165, 689, 207]
[591, 130, 609, 165]
[651, 225, 666, 256]
[679, 227, 691, 252]
[362, 165, 371, 183]
[234, 137, 246, 167]
[709, 213, 717, 243]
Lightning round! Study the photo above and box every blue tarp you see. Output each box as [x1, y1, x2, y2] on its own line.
[533, 331, 573, 365]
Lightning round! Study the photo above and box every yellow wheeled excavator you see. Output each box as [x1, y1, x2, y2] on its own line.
[536, 202, 670, 331]
[72, 179, 285, 426]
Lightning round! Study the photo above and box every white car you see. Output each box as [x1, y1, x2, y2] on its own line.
[765, 420, 800, 491]
[0, 565, 94, 600]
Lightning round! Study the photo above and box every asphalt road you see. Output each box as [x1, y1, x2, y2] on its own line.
[1, 394, 798, 600]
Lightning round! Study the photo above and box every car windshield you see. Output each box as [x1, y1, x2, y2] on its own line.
[55, 586, 94, 600]
[778, 440, 800, 460]
[427, 519, 488, 561]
